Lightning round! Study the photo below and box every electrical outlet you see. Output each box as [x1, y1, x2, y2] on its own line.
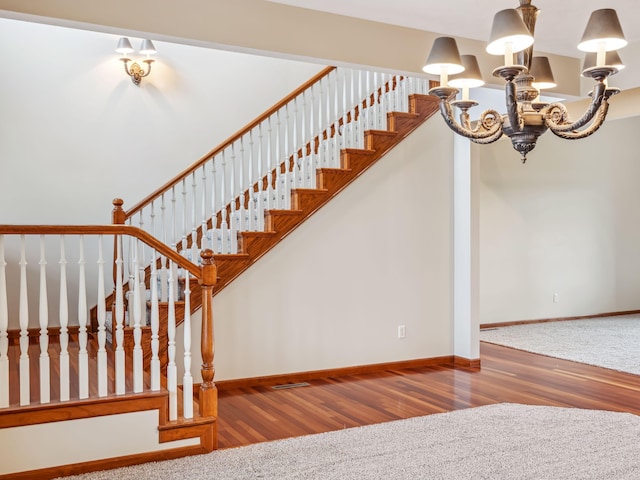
[553, 293, 559, 303]
[397, 325, 406, 339]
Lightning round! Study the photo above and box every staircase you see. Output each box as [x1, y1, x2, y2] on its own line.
[0, 66, 440, 478]
[114, 67, 439, 312]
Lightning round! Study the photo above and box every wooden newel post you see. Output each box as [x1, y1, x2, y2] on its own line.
[199, 248, 217, 417]
[111, 198, 126, 286]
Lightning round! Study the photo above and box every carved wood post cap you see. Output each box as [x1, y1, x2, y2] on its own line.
[112, 198, 126, 224]
[200, 249, 217, 286]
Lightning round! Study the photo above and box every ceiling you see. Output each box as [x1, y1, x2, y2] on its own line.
[267, 0, 639, 59]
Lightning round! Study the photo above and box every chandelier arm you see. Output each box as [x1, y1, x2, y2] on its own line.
[544, 82, 606, 133]
[547, 100, 610, 140]
[505, 80, 524, 132]
[142, 60, 153, 78]
[470, 129, 504, 145]
[121, 58, 132, 76]
[439, 101, 503, 140]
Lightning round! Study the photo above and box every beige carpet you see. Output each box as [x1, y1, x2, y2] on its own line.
[59, 403, 640, 479]
[480, 314, 640, 375]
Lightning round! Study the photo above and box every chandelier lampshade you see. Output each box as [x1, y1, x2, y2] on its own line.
[529, 57, 556, 90]
[422, 37, 464, 76]
[582, 50, 625, 74]
[578, 9, 628, 53]
[486, 9, 534, 56]
[449, 55, 485, 89]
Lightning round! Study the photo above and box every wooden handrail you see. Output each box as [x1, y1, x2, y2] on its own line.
[1, 223, 218, 421]
[124, 66, 337, 219]
[0, 224, 201, 278]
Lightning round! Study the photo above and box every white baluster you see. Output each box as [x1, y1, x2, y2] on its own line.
[306, 86, 315, 188]
[348, 68, 356, 148]
[150, 246, 160, 391]
[315, 79, 324, 171]
[374, 72, 381, 129]
[159, 256, 169, 303]
[191, 171, 199, 261]
[171, 185, 177, 250]
[324, 74, 331, 168]
[126, 235, 135, 323]
[161, 192, 167, 246]
[114, 234, 125, 395]
[277, 108, 287, 209]
[303, 89, 311, 188]
[357, 69, 364, 149]
[365, 70, 373, 130]
[341, 68, 348, 151]
[77, 235, 89, 400]
[292, 97, 300, 190]
[136, 213, 147, 326]
[150, 199, 157, 241]
[19, 235, 29, 406]
[38, 235, 50, 404]
[132, 238, 143, 393]
[182, 269, 193, 419]
[256, 125, 266, 231]
[211, 156, 220, 253]
[267, 116, 275, 210]
[167, 261, 178, 421]
[0, 235, 9, 408]
[248, 132, 257, 232]
[96, 235, 108, 397]
[220, 150, 229, 254]
[397, 75, 405, 112]
[201, 165, 208, 251]
[58, 236, 70, 402]
[238, 138, 247, 231]
[380, 73, 389, 128]
[333, 70, 341, 167]
[171, 186, 179, 299]
[229, 144, 239, 254]
[181, 178, 188, 256]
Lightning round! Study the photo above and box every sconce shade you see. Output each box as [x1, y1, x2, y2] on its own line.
[530, 56, 556, 89]
[486, 9, 534, 55]
[578, 9, 627, 52]
[582, 50, 625, 75]
[449, 55, 484, 88]
[115, 37, 134, 54]
[423, 37, 465, 75]
[139, 39, 157, 55]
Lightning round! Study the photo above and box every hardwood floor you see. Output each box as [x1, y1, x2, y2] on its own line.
[8, 339, 640, 452]
[216, 342, 640, 449]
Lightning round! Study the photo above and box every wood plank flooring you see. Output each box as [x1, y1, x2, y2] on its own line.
[216, 342, 640, 449]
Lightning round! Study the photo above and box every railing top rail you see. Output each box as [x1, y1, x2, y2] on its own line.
[124, 65, 337, 219]
[0, 224, 201, 277]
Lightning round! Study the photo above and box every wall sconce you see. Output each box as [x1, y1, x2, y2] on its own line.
[116, 37, 157, 85]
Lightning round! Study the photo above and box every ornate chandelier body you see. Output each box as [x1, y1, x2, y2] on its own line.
[424, 1, 627, 162]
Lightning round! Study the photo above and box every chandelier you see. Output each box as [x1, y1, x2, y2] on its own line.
[423, 1, 627, 162]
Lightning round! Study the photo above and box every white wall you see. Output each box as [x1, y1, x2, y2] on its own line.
[0, 409, 197, 475]
[479, 115, 640, 324]
[0, 18, 322, 224]
[178, 117, 455, 381]
[0, 18, 322, 327]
